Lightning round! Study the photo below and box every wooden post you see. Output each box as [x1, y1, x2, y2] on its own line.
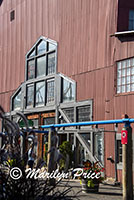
[47, 128, 56, 185]
[122, 124, 133, 200]
[114, 124, 118, 183]
[47, 128, 52, 171]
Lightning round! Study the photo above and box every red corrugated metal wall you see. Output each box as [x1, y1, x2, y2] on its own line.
[0, 0, 134, 180]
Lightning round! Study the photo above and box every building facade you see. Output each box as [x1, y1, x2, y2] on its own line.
[0, 0, 134, 182]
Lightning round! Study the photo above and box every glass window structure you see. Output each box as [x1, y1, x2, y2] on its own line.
[62, 77, 75, 102]
[63, 108, 74, 122]
[117, 58, 134, 94]
[77, 106, 91, 122]
[24, 37, 57, 109]
[47, 80, 55, 103]
[43, 117, 55, 125]
[129, 10, 134, 31]
[35, 81, 45, 106]
[31, 118, 39, 128]
[12, 90, 22, 110]
[26, 38, 56, 80]
[37, 56, 46, 77]
[26, 84, 34, 107]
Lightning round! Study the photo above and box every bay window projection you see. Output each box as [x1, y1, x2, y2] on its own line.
[62, 77, 75, 102]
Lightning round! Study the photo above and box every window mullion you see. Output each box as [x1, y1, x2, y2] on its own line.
[46, 54, 48, 76]
[34, 83, 36, 107]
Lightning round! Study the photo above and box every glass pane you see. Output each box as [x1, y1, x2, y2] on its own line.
[13, 90, 21, 110]
[35, 81, 45, 106]
[129, 10, 134, 30]
[131, 67, 134, 74]
[117, 86, 121, 94]
[27, 84, 34, 107]
[127, 68, 131, 76]
[94, 134, 103, 163]
[31, 119, 38, 127]
[126, 76, 130, 84]
[122, 69, 125, 76]
[49, 43, 56, 51]
[28, 49, 35, 58]
[117, 78, 121, 85]
[37, 56, 46, 77]
[131, 83, 134, 91]
[48, 53, 56, 75]
[37, 40, 47, 55]
[27, 60, 35, 79]
[117, 62, 121, 69]
[47, 80, 54, 103]
[63, 79, 75, 102]
[122, 77, 125, 85]
[122, 61, 126, 68]
[43, 117, 55, 125]
[77, 106, 90, 122]
[63, 108, 74, 122]
[132, 58, 134, 66]
[129, 20, 134, 31]
[127, 59, 131, 67]
[117, 69, 121, 78]
[131, 75, 134, 83]
[129, 10, 134, 20]
[122, 85, 125, 93]
[127, 84, 130, 92]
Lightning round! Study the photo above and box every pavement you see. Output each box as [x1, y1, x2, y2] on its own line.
[57, 179, 124, 200]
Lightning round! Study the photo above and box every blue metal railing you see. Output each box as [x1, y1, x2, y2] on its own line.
[41, 118, 134, 129]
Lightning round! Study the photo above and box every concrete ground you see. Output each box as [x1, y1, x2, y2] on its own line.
[57, 179, 124, 200]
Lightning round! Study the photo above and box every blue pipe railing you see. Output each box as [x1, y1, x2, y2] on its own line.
[41, 118, 134, 129]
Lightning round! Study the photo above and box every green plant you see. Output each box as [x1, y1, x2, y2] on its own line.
[59, 141, 72, 170]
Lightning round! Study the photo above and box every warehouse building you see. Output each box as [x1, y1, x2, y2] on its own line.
[0, 0, 134, 183]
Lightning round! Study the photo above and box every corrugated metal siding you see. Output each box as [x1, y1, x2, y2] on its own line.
[0, 0, 134, 178]
[0, 0, 119, 93]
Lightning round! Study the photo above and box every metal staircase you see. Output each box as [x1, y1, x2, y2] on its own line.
[59, 108, 104, 168]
